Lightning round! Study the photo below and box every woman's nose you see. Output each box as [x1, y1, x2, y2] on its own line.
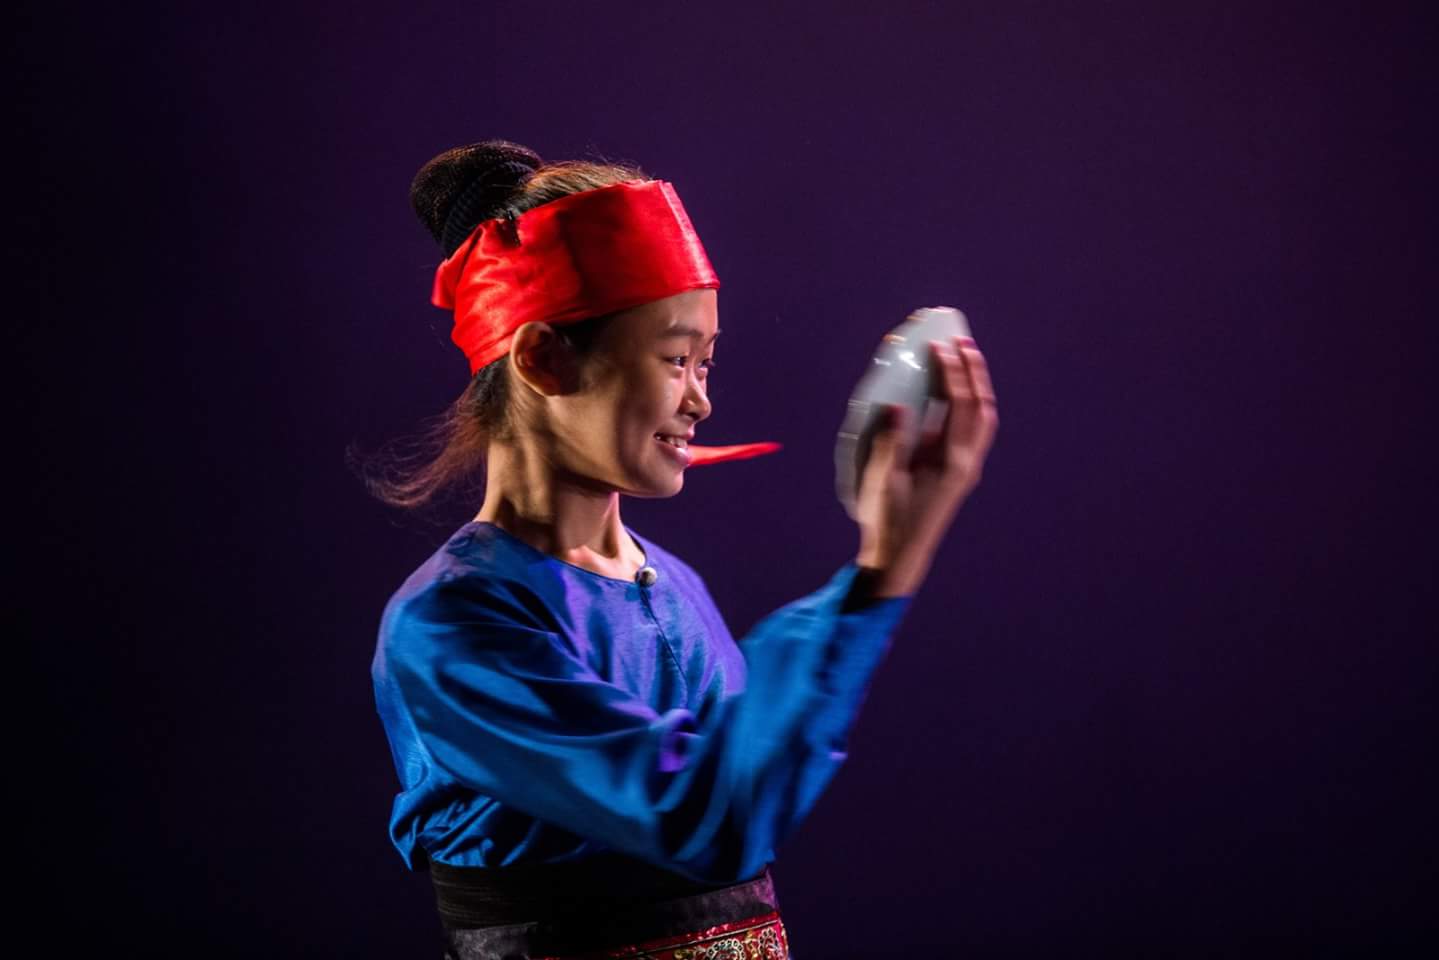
[683, 373, 712, 421]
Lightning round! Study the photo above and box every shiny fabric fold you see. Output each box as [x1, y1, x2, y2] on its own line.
[371, 521, 913, 885]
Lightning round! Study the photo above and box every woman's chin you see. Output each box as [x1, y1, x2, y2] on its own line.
[653, 471, 685, 497]
[631, 467, 685, 498]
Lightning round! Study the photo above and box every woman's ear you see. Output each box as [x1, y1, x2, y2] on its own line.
[509, 322, 583, 396]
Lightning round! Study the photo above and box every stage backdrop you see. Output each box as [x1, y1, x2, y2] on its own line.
[15, 1, 1434, 954]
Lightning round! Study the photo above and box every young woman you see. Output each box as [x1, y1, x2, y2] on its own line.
[366, 140, 997, 960]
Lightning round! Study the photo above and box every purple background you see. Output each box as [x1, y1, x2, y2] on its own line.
[17, 1, 1434, 954]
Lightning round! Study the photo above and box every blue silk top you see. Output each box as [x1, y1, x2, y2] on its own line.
[371, 520, 912, 884]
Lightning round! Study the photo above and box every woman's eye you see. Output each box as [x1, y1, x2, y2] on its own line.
[668, 356, 717, 371]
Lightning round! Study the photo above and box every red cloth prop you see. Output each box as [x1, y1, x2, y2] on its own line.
[430, 179, 780, 467]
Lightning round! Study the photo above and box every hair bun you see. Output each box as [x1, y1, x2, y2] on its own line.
[410, 140, 542, 255]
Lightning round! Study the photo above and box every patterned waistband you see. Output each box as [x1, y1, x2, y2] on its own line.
[433, 857, 786, 959]
[532, 909, 788, 959]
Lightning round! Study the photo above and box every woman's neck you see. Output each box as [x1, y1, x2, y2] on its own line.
[475, 446, 646, 581]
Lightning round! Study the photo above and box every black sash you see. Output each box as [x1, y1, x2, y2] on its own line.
[429, 852, 770, 928]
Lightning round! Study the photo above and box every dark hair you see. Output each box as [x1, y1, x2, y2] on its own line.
[349, 140, 648, 512]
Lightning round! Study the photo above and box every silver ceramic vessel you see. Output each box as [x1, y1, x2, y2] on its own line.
[835, 306, 972, 521]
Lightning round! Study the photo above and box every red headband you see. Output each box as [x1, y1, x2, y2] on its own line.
[430, 178, 780, 468]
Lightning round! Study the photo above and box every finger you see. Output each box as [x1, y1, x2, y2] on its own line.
[957, 336, 997, 406]
[938, 338, 984, 451]
[860, 405, 910, 497]
[931, 339, 972, 445]
[955, 337, 999, 453]
[880, 403, 915, 462]
[931, 338, 973, 406]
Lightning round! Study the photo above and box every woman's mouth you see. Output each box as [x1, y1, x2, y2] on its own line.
[654, 433, 693, 467]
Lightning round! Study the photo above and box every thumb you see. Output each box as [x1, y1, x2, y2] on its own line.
[868, 403, 912, 475]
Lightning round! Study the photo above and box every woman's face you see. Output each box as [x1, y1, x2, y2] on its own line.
[553, 288, 718, 498]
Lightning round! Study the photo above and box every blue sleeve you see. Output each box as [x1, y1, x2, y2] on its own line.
[381, 562, 911, 883]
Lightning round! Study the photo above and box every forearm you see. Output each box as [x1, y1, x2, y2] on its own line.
[729, 564, 911, 870]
